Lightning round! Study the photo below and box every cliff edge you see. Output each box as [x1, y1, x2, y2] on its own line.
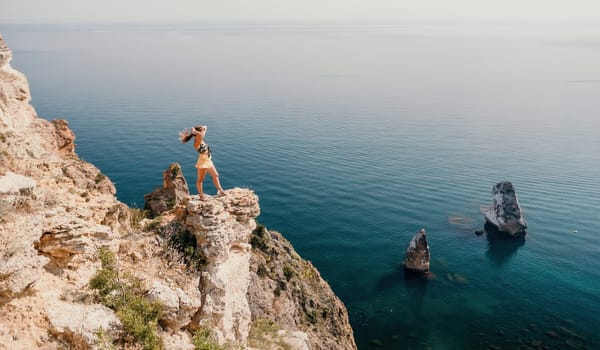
[0, 33, 356, 350]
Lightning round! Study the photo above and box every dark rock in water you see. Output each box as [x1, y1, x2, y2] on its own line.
[404, 228, 430, 274]
[544, 330, 558, 339]
[475, 229, 485, 236]
[484, 181, 527, 237]
[370, 338, 384, 347]
[144, 163, 190, 217]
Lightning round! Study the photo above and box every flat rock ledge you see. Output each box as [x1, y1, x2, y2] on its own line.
[484, 181, 527, 237]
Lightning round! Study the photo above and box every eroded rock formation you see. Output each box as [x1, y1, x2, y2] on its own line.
[184, 188, 259, 344]
[144, 162, 190, 217]
[0, 33, 356, 350]
[247, 225, 357, 350]
[404, 228, 430, 274]
[484, 181, 527, 237]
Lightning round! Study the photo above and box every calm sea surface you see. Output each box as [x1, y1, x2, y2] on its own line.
[4, 23, 600, 349]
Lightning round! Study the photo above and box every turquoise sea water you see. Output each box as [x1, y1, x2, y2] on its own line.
[4, 23, 600, 349]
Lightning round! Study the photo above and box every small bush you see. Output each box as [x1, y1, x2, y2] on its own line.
[90, 248, 164, 350]
[306, 310, 319, 325]
[129, 208, 149, 228]
[117, 295, 162, 350]
[300, 262, 319, 281]
[192, 329, 224, 350]
[248, 319, 290, 350]
[321, 307, 330, 319]
[89, 248, 119, 297]
[95, 172, 107, 184]
[0, 195, 35, 217]
[256, 264, 268, 278]
[94, 327, 116, 350]
[144, 218, 162, 232]
[250, 223, 269, 252]
[160, 222, 207, 270]
[283, 265, 294, 281]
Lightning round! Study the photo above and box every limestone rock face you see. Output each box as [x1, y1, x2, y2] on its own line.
[147, 280, 202, 330]
[51, 119, 76, 158]
[0, 171, 36, 194]
[404, 228, 430, 273]
[247, 227, 357, 350]
[46, 302, 120, 346]
[185, 189, 259, 344]
[0, 33, 36, 130]
[0, 33, 356, 350]
[484, 181, 527, 236]
[144, 162, 190, 217]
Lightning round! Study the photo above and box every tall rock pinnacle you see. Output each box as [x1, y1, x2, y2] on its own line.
[0, 33, 12, 67]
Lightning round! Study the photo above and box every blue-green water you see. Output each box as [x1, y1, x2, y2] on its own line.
[4, 23, 600, 349]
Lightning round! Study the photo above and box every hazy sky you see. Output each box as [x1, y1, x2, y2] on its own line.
[1, 0, 599, 23]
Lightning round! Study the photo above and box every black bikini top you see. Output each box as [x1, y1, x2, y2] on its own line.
[197, 143, 212, 158]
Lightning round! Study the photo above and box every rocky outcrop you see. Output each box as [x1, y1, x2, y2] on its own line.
[0, 33, 356, 350]
[0, 33, 135, 349]
[184, 188, 259, 344]
[247, 225, 357, 350]
[147, 279, 202, 330]
[484, 181, 527, 236]
[144, 162, 190, 217]
[404, 228, 430, 274]
[0, 33, 36, 130]
[0, 34, 11, 66]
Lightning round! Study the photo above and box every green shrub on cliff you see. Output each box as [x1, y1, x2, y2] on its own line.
[129, 208, 149, 228]
[95, 172, 106, 184]
[89, 247, 119, 297]
[192, 328, 224, 350]
[248, 319, 291, 350]
[250, 222, 269, 252]
[159, 221, 207, 270]
[90, 247, 164, 350]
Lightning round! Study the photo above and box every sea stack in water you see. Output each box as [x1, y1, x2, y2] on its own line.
[484, 181, 527, 236]
[404, 228, 430, 274]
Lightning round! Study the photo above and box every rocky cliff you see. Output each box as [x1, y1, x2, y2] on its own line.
[0, 33, 356, 350]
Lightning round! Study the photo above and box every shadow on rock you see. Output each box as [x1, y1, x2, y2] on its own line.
[484, 222, 525, 266]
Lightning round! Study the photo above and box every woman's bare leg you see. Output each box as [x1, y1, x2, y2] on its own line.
[196, 168, 208, 200]
[207, 167, 226, 195]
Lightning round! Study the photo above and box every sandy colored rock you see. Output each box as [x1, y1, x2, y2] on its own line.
[147, 279, 202, 330]
[0, 171, 36, 194]
[185, 190, 259, 344]
[46, 301, 120, 345]
[144, 162, 190, 217]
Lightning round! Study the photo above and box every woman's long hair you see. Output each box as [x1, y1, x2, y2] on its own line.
[179, 125, 203, 143]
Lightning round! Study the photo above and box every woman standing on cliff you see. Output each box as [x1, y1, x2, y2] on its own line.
[179, 125, 226, 200]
